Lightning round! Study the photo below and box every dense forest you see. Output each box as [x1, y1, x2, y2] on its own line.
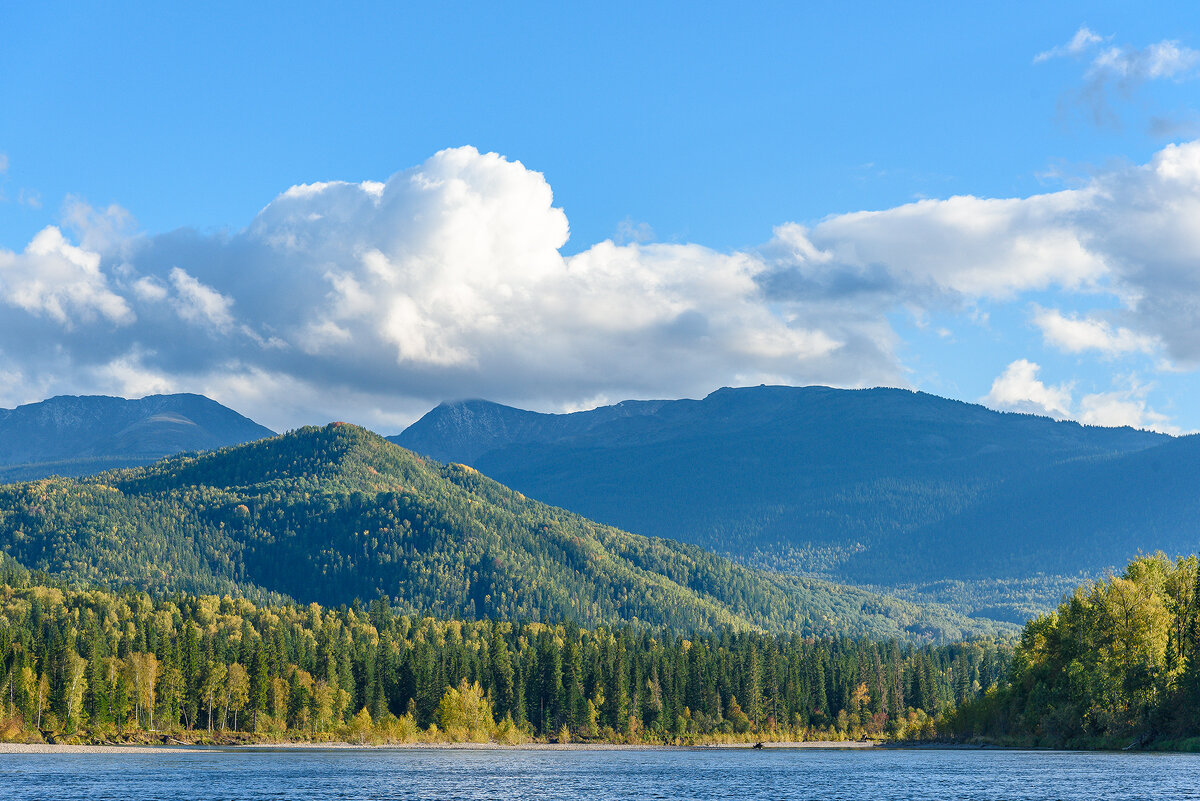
[946, 553, 1200, 749]
[0, 557, 1009, 745]
[395, 386, 1180, 620]
[0, 423, 1005, 640]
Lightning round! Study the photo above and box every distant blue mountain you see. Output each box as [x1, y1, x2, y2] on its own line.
[0, 393, 275, 480]
[393, 385, 1179, 617]
[870, 431, 1200, 583]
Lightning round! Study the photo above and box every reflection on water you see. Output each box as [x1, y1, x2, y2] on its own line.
[4, 746, 1200, 801]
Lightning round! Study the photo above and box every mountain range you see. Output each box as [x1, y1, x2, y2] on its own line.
[0, 422, 1003, 640]
[394, 385, 1191, 621]
[0, 384, 1192, 634]
[0, 393, 275, 481]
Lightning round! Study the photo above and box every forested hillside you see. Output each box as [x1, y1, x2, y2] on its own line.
[0, 424, 1005, 640]
[946, 552, 1200, 749]
[0, 394, 275, 482]
[0, 560, 1010, 744]
[851, 434, 1200, 583]
[394, 385, 1178, 619]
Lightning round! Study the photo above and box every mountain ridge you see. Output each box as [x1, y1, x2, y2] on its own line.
[392, 385, 1176, 619]
[0, 393, 276, 481]
[397, 386, 1168, 460]
[0, 422, 1009, 641]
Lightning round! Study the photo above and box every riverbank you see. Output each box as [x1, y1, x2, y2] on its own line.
[0, 739, 884, 755]
[6, 736, 1194, 756]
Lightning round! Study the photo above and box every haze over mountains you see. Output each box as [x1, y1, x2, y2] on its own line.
[395, 385, 1190, 621]
[0, 394, 275, 481]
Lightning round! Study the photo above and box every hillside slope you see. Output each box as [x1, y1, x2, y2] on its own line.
[393, 385, 1174, 618]
[858, 433, 1200, 584]
[0, 423, 1007, 640]
[0, 393, 275, 481]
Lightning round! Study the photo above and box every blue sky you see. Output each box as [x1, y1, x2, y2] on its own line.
[2, 2, 1200, 433]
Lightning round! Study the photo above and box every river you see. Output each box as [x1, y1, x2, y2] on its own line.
[3, 746, 1198, 800]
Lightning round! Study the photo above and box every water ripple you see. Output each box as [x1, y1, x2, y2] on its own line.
[3, 747, 1200, 800]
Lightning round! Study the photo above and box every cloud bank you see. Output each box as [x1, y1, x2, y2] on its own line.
[1, 142, 1199, 431]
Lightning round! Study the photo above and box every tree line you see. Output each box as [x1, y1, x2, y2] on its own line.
[0, 564, 1009, 744]
[945, 552, 1200, 749]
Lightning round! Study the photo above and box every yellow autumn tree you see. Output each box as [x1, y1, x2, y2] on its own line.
[225, 663, 250, 730]
[63, 651, 88, 733]
[436, 679, 495, 742]
[347, 707, 373, 744]
[126, 652, 158, 729]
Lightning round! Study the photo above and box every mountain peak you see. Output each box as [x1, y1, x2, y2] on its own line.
[0, 393, 276, 481]
[390, 384, 1176, 621]
[0, 417, 1010, 640]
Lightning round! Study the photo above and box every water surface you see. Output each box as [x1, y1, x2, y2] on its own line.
[4, 746, 1198, 800]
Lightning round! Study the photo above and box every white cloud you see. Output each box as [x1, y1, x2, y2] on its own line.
[1039, 28, 1200, 127]
[615, 217, 654, 244]
[0, 358, 54, 411]
[984, 360, 1074, 419]
[1078, 385, 1177, 433]
[985, 361, 1179, 433]
[131, 276, 168, 303]
[768, 140, 1200, 369]
[91, 349, 176, 398]
[2, 141, 1200, 431]
[0, 146, 890, 430]
[1033, 307, 1158, 357]
[1035, 26, 1105, 63]
[785, 190, 1105, 299]
[1090, 39, 1200, 81]
[61, 199, 136, 253]
[0, 226, 133, 326]
[0, 153, 8, 175]
[168, 267, 235, 332]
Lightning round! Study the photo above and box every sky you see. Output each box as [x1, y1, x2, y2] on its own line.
[2, 2, 1200, 434]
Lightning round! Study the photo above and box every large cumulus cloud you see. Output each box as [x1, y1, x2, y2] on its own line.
[770, 141, 1200, 385]
[0, 147, 891, 429]
[2, 142, 1199, 431]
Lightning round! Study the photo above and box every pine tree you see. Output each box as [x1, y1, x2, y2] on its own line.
[488, 629, 515, 722]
